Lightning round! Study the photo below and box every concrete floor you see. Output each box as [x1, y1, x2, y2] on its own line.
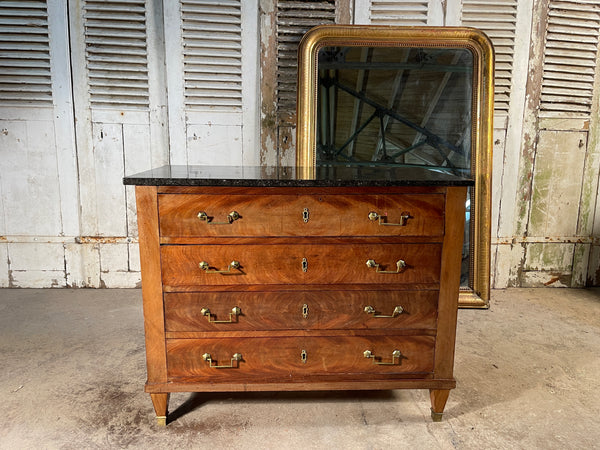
[0, 288, 599, 449]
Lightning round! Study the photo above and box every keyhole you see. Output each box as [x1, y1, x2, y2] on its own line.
[302, 258, 308, 272]
[301, 350, 307, 364]
[302, 303, 309, 319]
[303, 208, 309, 223]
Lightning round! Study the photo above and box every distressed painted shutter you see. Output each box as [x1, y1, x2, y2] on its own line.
[460, 1, 518, 117]
[0, 1, 82, 287]
[356, 0, 442, 26]
[69, 0, 167, 288]
[539, 0, 600, 118]
[277, 1, 336, 120]
[182, 0, 243, 111]
[528, 1, 600, 288]
[459, 1, 523, 268]
[84, 0, 149, 109]
[259, 0, 336, 167]
[165, 0, 259, 166]
[366, 0, 429, 25]
[0, 0, 52, 106]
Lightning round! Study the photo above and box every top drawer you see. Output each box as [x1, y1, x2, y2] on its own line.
[158, 193, 444, 238]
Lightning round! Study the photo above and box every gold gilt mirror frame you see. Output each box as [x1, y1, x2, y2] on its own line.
[296, 25, 494, 308]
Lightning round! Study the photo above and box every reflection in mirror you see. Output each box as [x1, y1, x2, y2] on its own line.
[316, 46, 474, 286]
[317, 47, 473, 175]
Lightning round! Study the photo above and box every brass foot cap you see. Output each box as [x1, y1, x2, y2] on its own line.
[156, 416, 167, 426]
[430, 409, 443, 422]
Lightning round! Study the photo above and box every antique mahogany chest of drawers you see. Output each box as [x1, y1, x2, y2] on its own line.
[124, 165, 471, 425]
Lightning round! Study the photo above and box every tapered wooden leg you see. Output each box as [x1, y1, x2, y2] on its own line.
[150, 393, 170, 426]
[429, 389, 450, 422]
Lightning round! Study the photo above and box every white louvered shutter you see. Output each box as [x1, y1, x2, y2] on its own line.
[182, 0, 242, 111]
[461, 1, 518, 116]
[368, 1, 429, 25]
[164, 0, 259, 166]
[0, 0, 52, 106]
[84, 0, 149, 109]
[276, 0, 336, 119]
[540, 0, 600, 118]
[356, 0, 445, 26]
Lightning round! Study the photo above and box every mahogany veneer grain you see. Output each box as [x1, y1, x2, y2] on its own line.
[134, 185, 467, 424]
[166, 335, 435, 380]
[161, 243, 442, 287]
[164, 290, 438, 332]
[159, 193, 444, 237]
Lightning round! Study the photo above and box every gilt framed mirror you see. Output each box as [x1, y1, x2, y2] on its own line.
[296, 25, 494, 307]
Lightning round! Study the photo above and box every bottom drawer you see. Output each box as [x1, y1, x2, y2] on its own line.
[166, 335, 434, 382]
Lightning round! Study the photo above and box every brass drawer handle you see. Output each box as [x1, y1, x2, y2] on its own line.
[368, 211, 411, 226]
[199, 261, 240, 274]
[198, 210, 239, 225]
[364, 305, 404, 317]
[200, 306, 241, 323]
[363, 349, 402, 365]
[366, 259, 406, 273]
[202, 352, 242, 369]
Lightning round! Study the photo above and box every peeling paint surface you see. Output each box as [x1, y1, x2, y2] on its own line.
[2, 1, 600, 290]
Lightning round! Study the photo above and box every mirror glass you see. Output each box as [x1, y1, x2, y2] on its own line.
[316, 46, 474, 286]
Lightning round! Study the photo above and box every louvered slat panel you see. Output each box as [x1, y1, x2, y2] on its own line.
[182, 0, 242, 110]
[0, 1, 52, 106]
[84, 0, 149, 109]
[461, 0, 518, 115]
[540, 0, 600, 117]
[277, 1, 336, 115]
[369, 1, 429, 25]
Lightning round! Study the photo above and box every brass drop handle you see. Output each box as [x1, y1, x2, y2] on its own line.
[198, 210, 239, 225]
[363, 349, 402, 365]
[366, 259, 406, 273]
[364, 305, 404, 318]
[368, 211, 411, 226]
[199, 261, 240, 274]
[202, 352, 242, 369]
[201, 306, 241, 323]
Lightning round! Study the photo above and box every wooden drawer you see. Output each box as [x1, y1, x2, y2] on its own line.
[166, 335, 435, 381]
[161, 243, 441, 288]
[158, 193, 444, 237]
[165, 290, 438, 331]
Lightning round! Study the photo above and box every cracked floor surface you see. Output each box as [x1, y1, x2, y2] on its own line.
[1, 288, 599, 449]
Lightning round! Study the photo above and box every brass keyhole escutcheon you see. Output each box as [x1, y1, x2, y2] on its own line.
[302, 258, 308, 272]
[302, 303, 309, 319]
[301, 350, 307, 364]
[303, 208, 309, 223]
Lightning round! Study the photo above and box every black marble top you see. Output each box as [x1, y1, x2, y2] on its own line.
[123, 165, 473, 187]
